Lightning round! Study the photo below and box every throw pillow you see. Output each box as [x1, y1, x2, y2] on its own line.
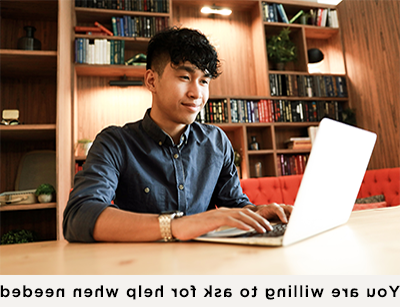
[355, 194, 385, 204]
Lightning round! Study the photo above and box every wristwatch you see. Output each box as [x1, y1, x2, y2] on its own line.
[158, 211, 184, 242]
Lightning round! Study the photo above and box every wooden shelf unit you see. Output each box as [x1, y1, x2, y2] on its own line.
[70, 0, 348, 179]
[0, 125, 56, 141]
[0, 202, 57, 212]
[0, 0, 67, 242]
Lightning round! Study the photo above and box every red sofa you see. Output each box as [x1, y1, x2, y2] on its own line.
[240, 167, 400, 211]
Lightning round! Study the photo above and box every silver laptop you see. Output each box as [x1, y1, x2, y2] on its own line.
[196, 118, 377, 246]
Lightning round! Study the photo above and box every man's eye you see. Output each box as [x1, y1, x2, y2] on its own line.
[180, 76, 190, 80]
[201, 79, 210, 85]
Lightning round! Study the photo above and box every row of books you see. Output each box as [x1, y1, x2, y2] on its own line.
[261, 2, 338, 27]
[270, 74, 348, 98]
[75, 0, 169, 13]
[230, 99, 342, 123]
[195, 100, 229, 124]
[75, 16, 169, 38]
[277, 154, 309, 177]
[111, 16, 169, 38]
[75, 38, 126, 64]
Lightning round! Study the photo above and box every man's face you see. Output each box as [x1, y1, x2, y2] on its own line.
[151, 61, 212, 126]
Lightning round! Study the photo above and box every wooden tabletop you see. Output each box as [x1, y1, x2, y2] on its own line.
[1, 206, 399, 275]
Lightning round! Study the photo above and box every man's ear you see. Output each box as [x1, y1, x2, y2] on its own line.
[144, 69, 157, 93]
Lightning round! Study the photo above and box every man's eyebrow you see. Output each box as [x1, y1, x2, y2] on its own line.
[175, 65, 212, 78]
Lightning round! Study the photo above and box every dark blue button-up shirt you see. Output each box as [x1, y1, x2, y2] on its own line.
[63, 109, 252, 242]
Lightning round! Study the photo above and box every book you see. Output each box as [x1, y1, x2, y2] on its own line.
[94, 21, 114, 36]
[285, 137, 312, 150]
[307, 126, 319, 145]
[75, 26, 102, 33]
[276, 4, 289, 23]
[111, 17, 118, 36]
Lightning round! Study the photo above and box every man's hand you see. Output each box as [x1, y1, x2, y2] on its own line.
[171, 204, 293, 241]
[246, 203, 293, 223]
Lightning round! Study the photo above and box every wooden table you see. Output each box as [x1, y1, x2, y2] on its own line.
[1, 206, 399, 275]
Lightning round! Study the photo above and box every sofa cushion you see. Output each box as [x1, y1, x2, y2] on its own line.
[357, 168, 400, 206]
[240, 177, 283, 205]
[279, 175, 303, 205]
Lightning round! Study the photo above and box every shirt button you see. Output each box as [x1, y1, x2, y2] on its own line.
[179, 184, 184, 190]
[144, 187, 150, 193]
[158, 141, 162, 146]
[174, 153, 179, 159]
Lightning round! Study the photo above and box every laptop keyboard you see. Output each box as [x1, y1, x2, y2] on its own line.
[241, 223, 287, 238]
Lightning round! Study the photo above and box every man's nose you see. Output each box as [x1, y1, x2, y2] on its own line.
[187, 82, 202, 99]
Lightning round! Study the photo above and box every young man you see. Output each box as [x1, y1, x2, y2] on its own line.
[63, 28, 292, 243]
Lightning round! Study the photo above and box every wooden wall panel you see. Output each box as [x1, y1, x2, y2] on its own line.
[76, 77, 152, 142]
[1, 77, 56, 125]
[0, 19, 58, 51]
[338, 0, 400, 169]
[172, 3, 262, 96]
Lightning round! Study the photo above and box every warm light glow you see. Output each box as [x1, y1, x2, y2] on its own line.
[201, 6, 232, 16]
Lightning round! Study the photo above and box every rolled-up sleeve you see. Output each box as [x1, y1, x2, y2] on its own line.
[63, 127, 123, 242]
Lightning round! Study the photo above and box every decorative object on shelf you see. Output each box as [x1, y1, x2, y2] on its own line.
[266, 28, 297, 70]
[17, 26, 41, 50]
[109, 75, 144, 87]
[255, 162, 263, 178]
[0, 189, 36, 206]
[1, 109, 20, 125]
[125, 53, 147, 66]
[0, 229, 36, 245]
[35, 184, 55, 203]
[234, 150, 242, 178]
[76, 138, 93, 156]
[308, 48, 324, 63]
[307, 48, 324, 73]
[249, 136, 260, 150]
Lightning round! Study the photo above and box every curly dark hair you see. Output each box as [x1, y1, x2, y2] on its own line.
[146, 27, 221, 79]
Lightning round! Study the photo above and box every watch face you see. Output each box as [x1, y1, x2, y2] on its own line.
[161, 211, 184, 217]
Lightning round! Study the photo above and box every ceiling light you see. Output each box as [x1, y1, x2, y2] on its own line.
[201, 6, 232, 16]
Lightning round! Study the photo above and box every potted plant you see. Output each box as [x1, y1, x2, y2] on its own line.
[266, 27, 298, 70]
[35, 183, 55, 203]
[1, 229, 36, 245]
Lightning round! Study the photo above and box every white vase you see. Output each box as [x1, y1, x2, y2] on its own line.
[38, 194, 52, 203]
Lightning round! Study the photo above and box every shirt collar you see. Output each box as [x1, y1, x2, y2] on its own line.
[142, 108, 190, 148]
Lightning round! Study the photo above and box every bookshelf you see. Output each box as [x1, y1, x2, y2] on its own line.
[0, 0, 61, 242]
[69, 0, 349, 180]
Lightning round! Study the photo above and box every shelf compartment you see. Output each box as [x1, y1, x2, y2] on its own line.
[75, 64, 146, 77]
[0, 202, 56, 212]
[248, 154, 276, 178]
[246, 126, 273, 151]
[274, 125, 313, 150]
[0, 50, 57, 77]
[264, 24, 307, 72]
[0, 125, 56, 141]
